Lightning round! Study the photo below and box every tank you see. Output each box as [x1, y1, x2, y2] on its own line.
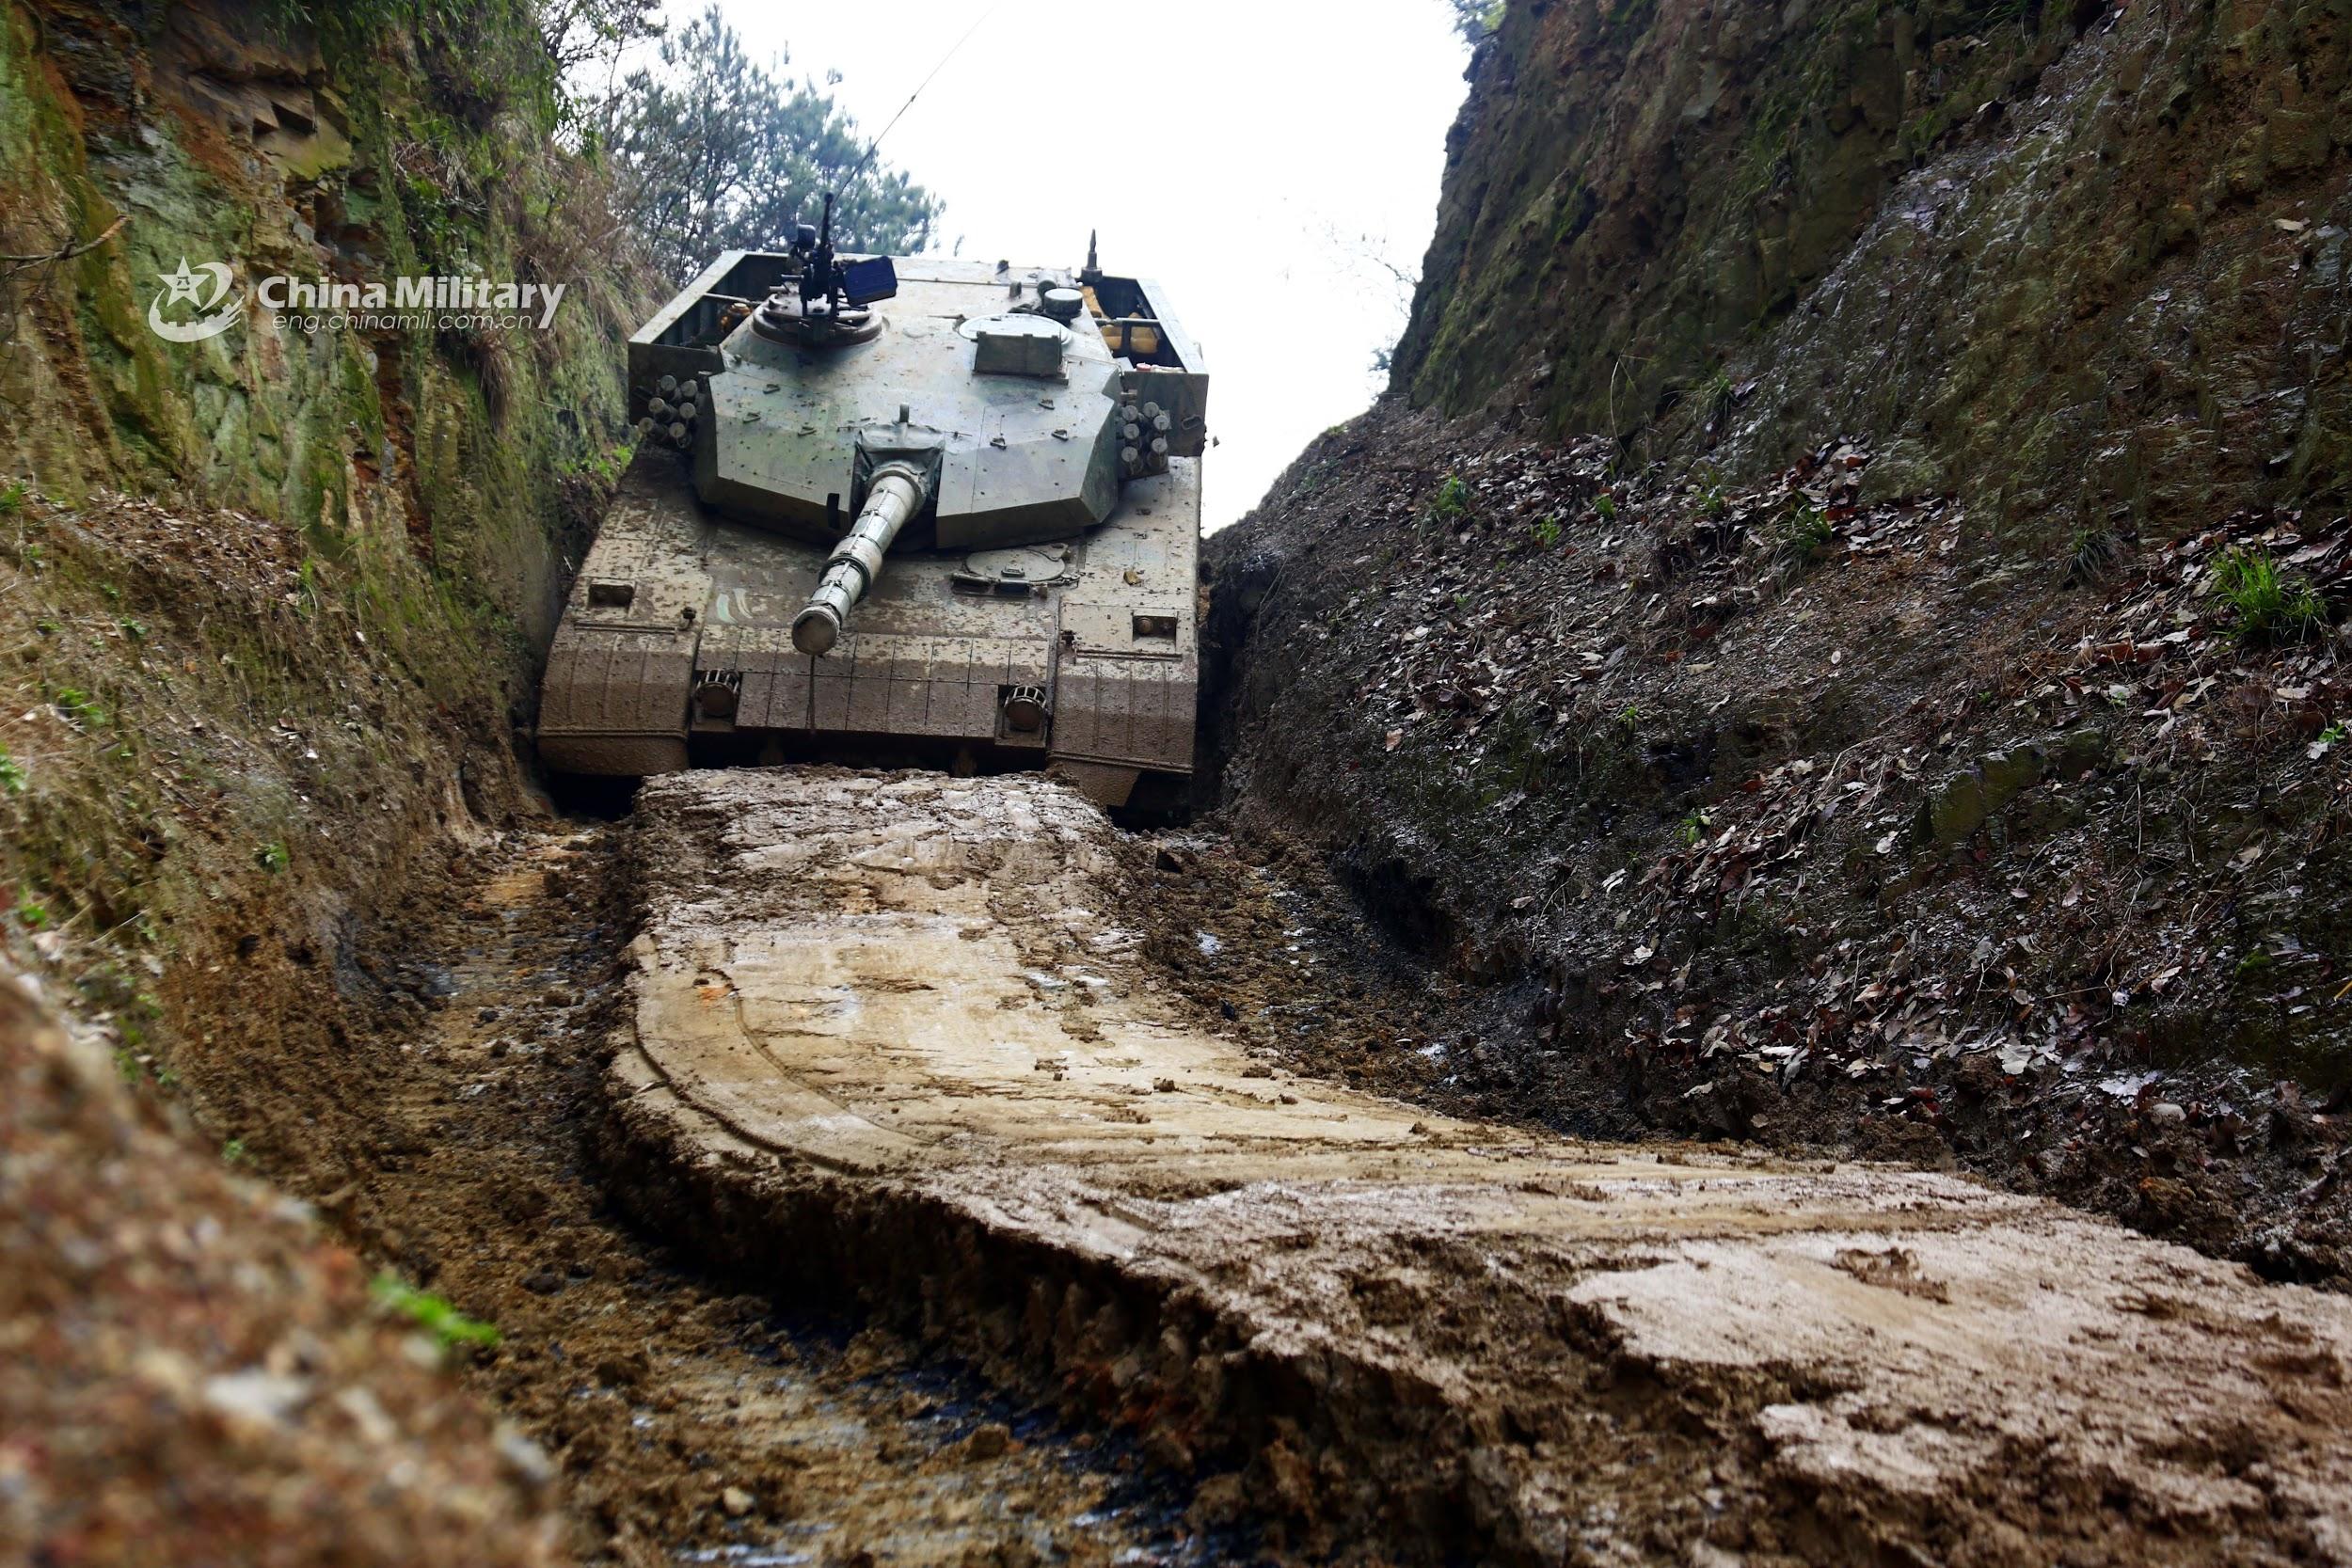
[537, 218, 1208, 811]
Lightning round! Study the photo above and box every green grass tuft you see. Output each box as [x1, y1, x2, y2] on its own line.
[1426, 473, 1473, 526]
[2211, 547, 2327, 646]
[2065, 525, 2123, 587]
[1772, 503, 1834, 578]
[51, 688, 106, 726]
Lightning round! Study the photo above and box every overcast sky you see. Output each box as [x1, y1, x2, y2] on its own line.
[704, 1, 1471, 530]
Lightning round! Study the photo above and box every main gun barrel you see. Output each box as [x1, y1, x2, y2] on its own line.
[792, 463, 929, 656]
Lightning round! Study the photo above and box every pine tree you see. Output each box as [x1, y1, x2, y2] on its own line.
[589, 7, 941, 280]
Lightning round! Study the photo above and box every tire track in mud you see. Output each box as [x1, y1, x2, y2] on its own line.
[330, 824, 1233, 1566]
[604, 767, 2352, 1568]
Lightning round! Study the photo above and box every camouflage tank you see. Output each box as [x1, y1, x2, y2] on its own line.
[538, 213, 1207, 810]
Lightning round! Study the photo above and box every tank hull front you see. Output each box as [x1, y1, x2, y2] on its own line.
[537, 449, 1199, 808]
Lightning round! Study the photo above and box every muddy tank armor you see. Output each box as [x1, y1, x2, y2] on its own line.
[538, 230, 1208, 809]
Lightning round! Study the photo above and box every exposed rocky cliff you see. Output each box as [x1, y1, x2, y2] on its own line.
[1395, 0, 2348, 534]
[1209, 0, 2352, 1281]
[3, 0, 644, 641]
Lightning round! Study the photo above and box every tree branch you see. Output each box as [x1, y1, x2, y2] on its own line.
[1, 215, 129, 277]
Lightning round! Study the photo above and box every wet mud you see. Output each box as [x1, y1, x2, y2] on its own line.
[302, 824, 1239, 1566]
[599, 768, 2352, 1567]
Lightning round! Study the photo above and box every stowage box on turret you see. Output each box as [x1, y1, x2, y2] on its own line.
[538, 224, 1207, 810]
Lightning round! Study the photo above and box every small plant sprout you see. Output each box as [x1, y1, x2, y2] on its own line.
[1677, 809, 1711, 847]
[1427, 473, 1472, 525]
[119, 618, 147, 642]
[2321, 721, 2346, 746]
[1772, 503, 1834, 577]
[0, 479, 27, 514]
[222, 1138, 249, 1164]
[2065, 525, 2123, 587]
[2209, 547, 2327, 646]
[1703, 366, 1737, 427]
[16, 897, 48, 929]
[53, 689, 104, 725]
[1593, 493, 1618, 522]
[256, 841, 290, 875]
[1533, 516, 1563, 548]
[372, 1273, 501, 1351]
[0, 750, 24, 794]
[1618, 703, 1642, 734]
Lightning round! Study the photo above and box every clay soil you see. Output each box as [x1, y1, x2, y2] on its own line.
[235, 821, 1232, 1566]
[598, 767, 2352, 1568]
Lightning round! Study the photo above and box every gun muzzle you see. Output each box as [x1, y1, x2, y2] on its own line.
[793, 464, 929, 656]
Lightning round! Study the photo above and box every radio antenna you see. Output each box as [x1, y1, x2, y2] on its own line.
[842, 7, 996, 194]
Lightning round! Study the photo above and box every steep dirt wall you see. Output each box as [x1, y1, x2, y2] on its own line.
[0, 9, 650, 1555]
[1396, 0, 2350, 535]
[1206, 0, 2352, 1276]
[1207, 398, 2352, 1285]
[0, 0, 650, 1102]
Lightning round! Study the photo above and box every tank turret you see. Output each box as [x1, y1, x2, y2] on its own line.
[536, 224, 1209, 811]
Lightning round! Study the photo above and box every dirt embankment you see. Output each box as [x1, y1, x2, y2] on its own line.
[0, 467, 589, 1562]
[1195, 0, 2352, 1316]
[600, 766, 2352, 1568]
[0, 957, 571, 1568]
[0, 0, 665, 1553]
[1201, 0, 2352, 1293]
[1205, 401, 2352, 1288]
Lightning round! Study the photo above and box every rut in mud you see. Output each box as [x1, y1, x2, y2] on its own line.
[602, 766, 2352, 1568]
[303, 821, 1230, 1566]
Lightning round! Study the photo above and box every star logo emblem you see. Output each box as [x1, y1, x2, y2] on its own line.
[158, 258, 209, 308]
[145, 258, 242, 343]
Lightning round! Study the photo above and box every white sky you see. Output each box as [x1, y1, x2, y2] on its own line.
[703, 1, 1470, 530]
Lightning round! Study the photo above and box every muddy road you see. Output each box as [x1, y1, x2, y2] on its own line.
[245, 761, 2352, 1567]
[311, 822, 1236, 1567]
[582, 767, 2352, 1567]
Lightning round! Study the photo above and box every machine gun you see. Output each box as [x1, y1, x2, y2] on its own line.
[788, 192, 898, 319]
